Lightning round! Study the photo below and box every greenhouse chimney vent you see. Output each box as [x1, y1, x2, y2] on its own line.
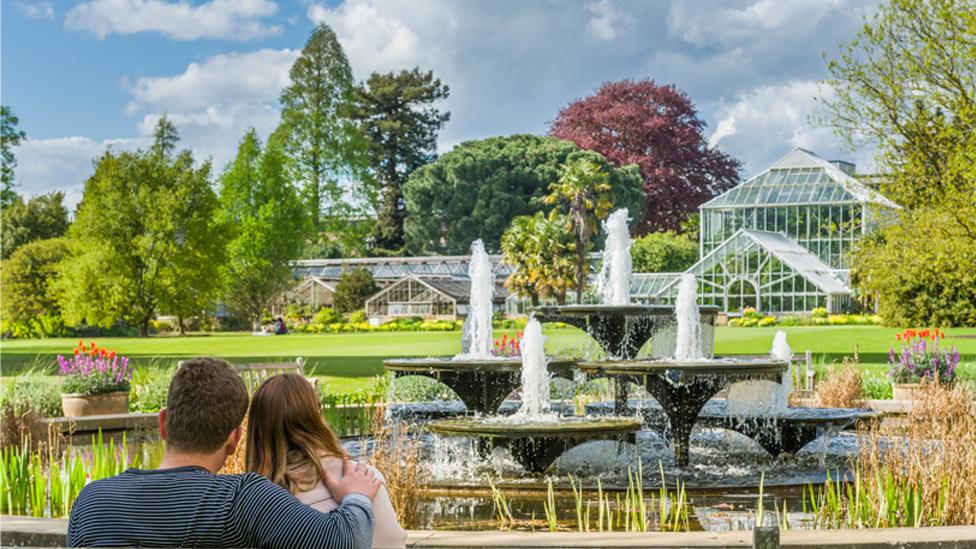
[829, 160, 856, 176]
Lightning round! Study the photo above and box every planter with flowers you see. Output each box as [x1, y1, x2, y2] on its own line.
[887, 328, 960, 402]
[59, 341, 132, 417]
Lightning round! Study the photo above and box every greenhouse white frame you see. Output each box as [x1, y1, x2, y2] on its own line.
[642, 148, 899, 314]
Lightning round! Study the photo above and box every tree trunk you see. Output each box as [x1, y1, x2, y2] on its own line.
[177, 316, 187, 336]
[575, 240, 585, 303]
[531, 294, 540, 307]
[139, 318, 150, 338]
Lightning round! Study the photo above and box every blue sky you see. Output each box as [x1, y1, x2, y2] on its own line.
[3, 0, 880, 208]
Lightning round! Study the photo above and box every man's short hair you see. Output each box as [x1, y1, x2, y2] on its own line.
[165, 357, 248, 454]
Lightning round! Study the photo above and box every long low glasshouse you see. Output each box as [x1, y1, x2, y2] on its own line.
[289, 148, 897, 317]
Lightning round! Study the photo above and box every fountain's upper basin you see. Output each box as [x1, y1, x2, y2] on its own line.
[383, 357, 577, 374]
[535, 304, 720, 318]
[576, 357, 788, 377]
[428, 416, 642, 439]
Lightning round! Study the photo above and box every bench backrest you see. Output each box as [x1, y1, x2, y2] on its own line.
[234, 358, 308, 393]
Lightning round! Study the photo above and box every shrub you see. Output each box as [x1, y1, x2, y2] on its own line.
[389, 375, 457, 402]
[348, 309, 368, 323]
[815, 358, 863, 407]
[631, 231, 699, 273]
[0, 375, 62, 419]
[333, 269, 379, 313]
[129, 362, 175, 413]
[313, 307, 341, 325]
[0, 237, 70, 338]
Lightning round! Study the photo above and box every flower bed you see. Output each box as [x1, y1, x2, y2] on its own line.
[728, 307, 881, 327]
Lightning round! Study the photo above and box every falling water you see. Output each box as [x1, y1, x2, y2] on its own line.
[596, 209, 632, 305]
[516, 318, 553, 419]
[674, 273, 703, 361]
[727, 331, 792, 416]
[455, 239, 493, 360]
[771, 330, 794, 397]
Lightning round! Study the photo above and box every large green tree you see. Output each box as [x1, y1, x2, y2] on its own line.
[1, 191, 69, 259]
[1, 106, 27, 208]
[57, 118, 224, 336]
[821, 0, 976, 325]
[1, 237, 70, 337]
[349, 68, 450, 254]
[274, 23, 369, 254]
[218, 130, 307, 330]
[403, 135, 643, 255]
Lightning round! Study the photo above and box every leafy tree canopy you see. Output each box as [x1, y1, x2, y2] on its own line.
[274, 23, 371, 254]
[218, 129, 307, 330]
[403, 134, 643, 255]
[823, 0, 976, 325]
[333, 268, 379, 313]
[1, 106, 26, 208]
[57, 118, 224, 336]
[350, 68, 450, 254]
[1, 191, 69, 259]
[820, 0, 975, 221]
[549, 79, 740, 234]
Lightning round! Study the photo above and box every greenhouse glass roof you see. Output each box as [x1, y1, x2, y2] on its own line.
[702, 148, 899, 209]
[660, 229, 849, 296]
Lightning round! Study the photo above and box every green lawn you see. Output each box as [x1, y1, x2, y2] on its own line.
[3, 326, 975, 393]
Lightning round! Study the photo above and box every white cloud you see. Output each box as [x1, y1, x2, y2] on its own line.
[129, 48, 298, 112]
[13, 136, 144, 207]
[667, 0, 852, 48]
[65, 0, 282, 41]
[127, 48, 299, 169]
[307, 0, 454, 79]
[707, 80, 872, 174]
[585, 0, 632, 42]
[16, 2, 55, 20]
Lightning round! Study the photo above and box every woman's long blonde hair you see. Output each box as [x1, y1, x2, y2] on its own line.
[246, 374, 347, 493]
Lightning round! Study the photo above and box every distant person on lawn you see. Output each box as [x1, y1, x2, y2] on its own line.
[246, 374, 407, 548]
[67, 357, 379, 549]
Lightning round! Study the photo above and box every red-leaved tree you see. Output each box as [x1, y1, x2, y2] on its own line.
[550, 80, 740, 233]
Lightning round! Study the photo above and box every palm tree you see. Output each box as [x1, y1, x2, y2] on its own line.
[544, 158, 613, 301]
[501, 212, 575, 306]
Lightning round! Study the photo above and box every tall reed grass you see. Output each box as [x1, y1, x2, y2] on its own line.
[365, 420, 428, 529]
[489, 459, 690, 532]
[806, 384, 976, 527]
[0, 432, 163, 518]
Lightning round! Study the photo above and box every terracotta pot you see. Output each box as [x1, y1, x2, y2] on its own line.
[892, 382, 926, 402]
[61, 391, 129, 417]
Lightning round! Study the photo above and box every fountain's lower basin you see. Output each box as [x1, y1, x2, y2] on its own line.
[384, 357, 577, 415]
[428, 417, 642, 473]
[577, 357, 789, 466]
[587, 398, 877, 456]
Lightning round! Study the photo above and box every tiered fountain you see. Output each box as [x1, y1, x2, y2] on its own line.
[384, 240, 576, 415]
[387, 209, 872, 473]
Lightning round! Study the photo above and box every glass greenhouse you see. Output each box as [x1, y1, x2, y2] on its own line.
[645, 148, 899, 314]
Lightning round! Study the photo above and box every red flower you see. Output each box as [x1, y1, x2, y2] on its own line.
[896, 333, 901, 341]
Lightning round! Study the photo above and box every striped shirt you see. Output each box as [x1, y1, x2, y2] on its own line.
[67, 466, 373, 549]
